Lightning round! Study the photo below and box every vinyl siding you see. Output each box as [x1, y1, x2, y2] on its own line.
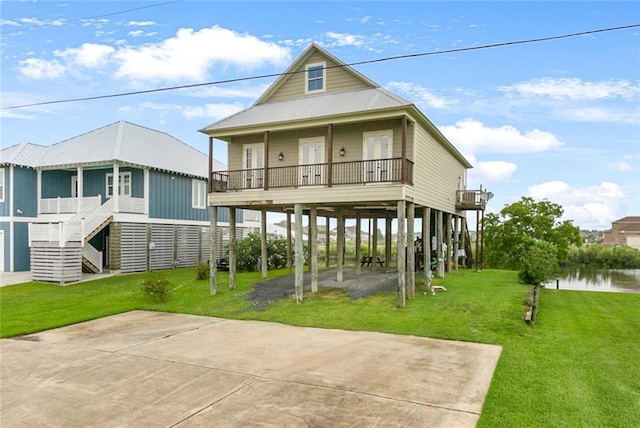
[41, 170, 74, 198]
[148, 170, 230, 222]
[83, 167, 143, 202]
[13, 167, 37, 217]
[267, 52, 371, 103]
[13, 221, 30, 271]
[413, 124, 467, 213]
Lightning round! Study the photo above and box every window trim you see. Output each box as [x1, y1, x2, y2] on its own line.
[105, 171, 132, 198]
[305, 61, 326, 94]
[192, 179, 206, 209]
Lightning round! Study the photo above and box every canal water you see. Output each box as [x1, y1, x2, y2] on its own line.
[548, 268, 640, 293]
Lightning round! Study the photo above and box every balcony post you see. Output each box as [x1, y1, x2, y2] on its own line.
[208, 136, 214, 193]
[112, 163, 119, 213]
[327, 123, 333, 187]
[263, 131, 269, 191]
[401, 115, 407, 184]
[77, 165, 83, 213]
[37, 169, 42, 215]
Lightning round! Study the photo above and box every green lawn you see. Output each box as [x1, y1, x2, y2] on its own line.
[1, 268, 638, 427]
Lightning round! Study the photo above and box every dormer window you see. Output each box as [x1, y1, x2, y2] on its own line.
[305, 62, 326, 94]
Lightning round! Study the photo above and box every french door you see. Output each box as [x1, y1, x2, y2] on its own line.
[243, 143, 264, 189]
[299, 137, 325, 186]
[363, 130, 393, 182]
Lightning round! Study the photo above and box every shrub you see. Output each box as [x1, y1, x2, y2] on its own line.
[141, 277, 173, 302]
[236, 232, 296, 272]
[518, 239, 560, 286]
[195, 262, 210, 280]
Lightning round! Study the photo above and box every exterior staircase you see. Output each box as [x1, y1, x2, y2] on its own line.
[78, 198, 114, 273]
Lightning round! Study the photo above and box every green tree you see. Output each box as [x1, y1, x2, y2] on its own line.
[484, 197, 581, 270]
[235, 232, 294, 272]
[518, 239, 560, 285]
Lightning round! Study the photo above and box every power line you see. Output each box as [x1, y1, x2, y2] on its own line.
[3, 23, 639, 111]
[0, 0, 184, 36]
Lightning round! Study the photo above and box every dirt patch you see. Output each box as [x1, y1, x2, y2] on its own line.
[248, 267, 400, 308]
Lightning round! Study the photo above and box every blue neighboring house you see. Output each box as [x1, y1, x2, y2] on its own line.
[1, 121, 256, 283]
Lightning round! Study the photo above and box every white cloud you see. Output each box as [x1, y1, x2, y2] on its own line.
[526, 181, 628, 229]
[464, 154, 517, 185]
[128, 30, 144, 37]
[324, 31, 365, 47]
[556, 107, 640, 125]
[18, 25, 291, 84]
[386, 81, 456, 109]
[120, 102, 245, 121]
[114, 25, 291, 83]
[19, 58, 66, 78]
[360, 16, 371, 24]
[500, 78, 640, 100]
[440, 118, 563, 156]
[54, 43, 115, 68]
[179, 103, 245, 119]
[605, 154, 638, 172]
[127, 21, 157, 26]
[0, 19, 21, 26]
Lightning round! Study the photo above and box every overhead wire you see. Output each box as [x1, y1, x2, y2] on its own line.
[2, 22, 639, 111]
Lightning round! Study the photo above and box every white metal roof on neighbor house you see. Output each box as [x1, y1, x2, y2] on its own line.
[0, 142, 48, 168]
[28, 121, 222, 178]
[200, 87, 413, 133]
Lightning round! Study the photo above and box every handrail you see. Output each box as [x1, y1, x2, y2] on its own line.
[82, 243, 103, 273]
[83, 197, 115, 240]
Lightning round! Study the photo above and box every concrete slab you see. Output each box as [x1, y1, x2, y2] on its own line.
[0, 311, 502, 427]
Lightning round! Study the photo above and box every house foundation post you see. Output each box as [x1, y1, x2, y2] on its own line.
[209, 206, 218, 295]
[397, 200, 406, 308]
[286, 211, 292, 274]
[445, 213, 452, 273]
[385, 217, 392, 268]
[460, 216, 467, 268]
[336, 210, 344, 282]
[325, 216, 330, 268]
[310, 205, 318, 293]
[355, 213, 362, 275]
[371, 215, 378, 269]
[261, 208, 268, 278]
[407, 202, 415, 299]
[423, 207, 432, 285]
[294, 203, 304, 303]
[453, 215, 460, 270]
[437, 210, 445, 278]
[229, 208, 236, 290]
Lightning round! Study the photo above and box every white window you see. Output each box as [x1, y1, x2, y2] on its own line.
[106, 172, 132, 197]
[305, 62, 326, 94]
[242, 143, 264, 189]
[0, 168, 4, 202]
[363, 130, 393, 182]
[192, 179, 206, 209]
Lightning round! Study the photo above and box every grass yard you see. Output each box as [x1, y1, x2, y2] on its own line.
[1, 268, 639, 427]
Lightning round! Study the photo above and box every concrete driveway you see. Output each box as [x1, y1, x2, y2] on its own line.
[0, 311, 502, 427]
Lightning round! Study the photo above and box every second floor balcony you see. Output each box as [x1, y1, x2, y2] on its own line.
[211, 158, 414, 192]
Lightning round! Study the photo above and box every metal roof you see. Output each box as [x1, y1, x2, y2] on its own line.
[2, 121, 224, 178]
[200, 87, 413, 133]
[0, 142, 47, 167]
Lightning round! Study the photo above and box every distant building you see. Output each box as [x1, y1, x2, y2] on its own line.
[602, 216, 640, 250]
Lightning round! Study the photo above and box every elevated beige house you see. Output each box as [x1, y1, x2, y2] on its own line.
[200, 44, 486, 307]
[603, 216, 640, 249]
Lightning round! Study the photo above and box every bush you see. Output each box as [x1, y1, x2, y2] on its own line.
[518, 239, 560, 286]
[236, 232, 297, 272]
[141, 277, 173, 302]
[195, 262, 210, 280]
[567, 244, 640, 268]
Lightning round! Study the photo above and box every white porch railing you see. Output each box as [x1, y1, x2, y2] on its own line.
[82, 244, 103, 273]
[39, 195, 102, 214]
[29, 222, 83, 246]
[118, 196, 145, 213]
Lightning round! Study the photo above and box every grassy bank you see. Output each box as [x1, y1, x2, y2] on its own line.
[1, 268, 638, 426]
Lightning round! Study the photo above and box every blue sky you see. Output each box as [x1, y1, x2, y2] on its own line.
[1, 1, 638, 230]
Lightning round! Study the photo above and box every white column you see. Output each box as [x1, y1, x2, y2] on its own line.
[112, 163, 119, 213]
[36, 169, 42, 214]
[143, 167, 150, 215]
[76, 166, 83, 213]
